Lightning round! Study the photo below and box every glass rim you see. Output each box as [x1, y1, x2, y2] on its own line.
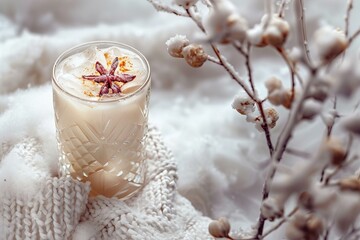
[52, 41, 151, 103]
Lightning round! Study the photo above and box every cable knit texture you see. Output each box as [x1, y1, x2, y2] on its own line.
[0, 126, 212, 240]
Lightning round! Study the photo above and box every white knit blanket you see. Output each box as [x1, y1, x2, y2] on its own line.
[0, 127, 212, 239]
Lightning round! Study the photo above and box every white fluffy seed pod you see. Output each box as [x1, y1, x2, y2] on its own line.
[247, 24, 265, 46]
[261, 197, 284, 221]
[265, 77, 283, 93]
[301, 99, 322, 120]
[231, 95, 255, 115]
[265, 108, 279, 129]
[264, 15, 290, 47]
[322, 138, 346, 166]
[339, 178, 360, 192]
[182, 44, 208, 67]
[314, 25, 348, 61]
[204, 0, 248, 43]
[247, 14, 289, 47]
[218, 217, 231, 235]
[166, 35, 190, 58]
[255, 108, 279, 131]
[208, 218, 230, 238]
[174, 0, 199, 8]
[341, 113, 360, 135]
[285, 223, 305, 240]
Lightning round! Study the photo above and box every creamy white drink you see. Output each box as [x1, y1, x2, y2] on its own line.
[52, 42, 151, 199]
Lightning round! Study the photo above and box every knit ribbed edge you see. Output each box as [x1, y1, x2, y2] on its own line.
[0, 177, 90, 240]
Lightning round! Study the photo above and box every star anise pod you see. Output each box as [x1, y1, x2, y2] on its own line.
[82, 57, 136, 96]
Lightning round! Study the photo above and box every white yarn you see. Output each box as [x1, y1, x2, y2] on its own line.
[0, 127, 212, 240]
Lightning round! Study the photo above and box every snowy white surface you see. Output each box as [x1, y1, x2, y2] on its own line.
[1, 0, 360, 239]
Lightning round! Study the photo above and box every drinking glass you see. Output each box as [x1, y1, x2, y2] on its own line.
[52, 41, 151, 199]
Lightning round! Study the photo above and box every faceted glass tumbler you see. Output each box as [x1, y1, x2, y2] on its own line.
[52, 41, 151, 199]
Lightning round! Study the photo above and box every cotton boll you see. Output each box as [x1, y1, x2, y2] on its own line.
[305, 184, 337, 218]
[285, 221, 305, 240]
[182, 44, 208, 67]
[332, 58, 360, 97]
[226, 14, 248, 43]
[166, 35, 190, 58]
[265, 77, 283, 93]
[288, 47, 302, 63]
[322, 138, 346, 166]
[261, 196, 284, 221]
[301, 99, 323, 120]
[341, 113, 360, 135]
[333, 192, 360, 233]
[322, 110, 337, 128]
[204, 0, 248, 43]
[247, 14, 289, 47]
[73, 221, 98, 240]
[254, 108, 279, 131]
[263, 15, 290, 47]
[231, 95, 255, 115]
[174, 0, 199, 8]
[246, 24, 265, 46]
[314, 25, 348, 61]
[308, 81, 330, 102]
[271, 162, 318, 202]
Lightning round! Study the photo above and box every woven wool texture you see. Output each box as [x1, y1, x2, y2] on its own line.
[0, 126, 212, 240]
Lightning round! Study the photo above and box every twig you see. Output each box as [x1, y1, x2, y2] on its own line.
[186, 7, 205, 32]
[295, 0, 312, 66]
[324, 155, 358, 185]
[211, 45, 256, 101]
[345, 0, 354, 37]
[327, 96, 337, 137]
[208, 55, 221, 65]
[233, 42, 275, 156]
[285, 148, 311, 158]
[276, 48, 296, 103]
[245, 44, 256, 94]
[348, 28, 360, 45]
[339, 226, 360, 240]
[261, 207, 298, 239]
[277, 0, 288, 18]
[147, 0, 188, 17]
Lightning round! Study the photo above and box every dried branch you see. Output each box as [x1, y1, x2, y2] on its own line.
[285, 148, 311, 159]
[349, 28, 360, 44]
[295, 0, 312, 66]
[234, 42, 274, 156]
[326, 96, 337, 137]
[207, 55, 221, 65]
[277, 0, 288, 18]
[147, 0, 188, 16]
[149, 1, 360, 239]
[345, 0, 354, 37]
